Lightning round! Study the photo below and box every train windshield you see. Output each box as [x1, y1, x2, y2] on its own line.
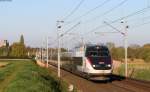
[85, 46, 112, 70]
[88, 51, 109, 57]
[85, 46, 109, 57]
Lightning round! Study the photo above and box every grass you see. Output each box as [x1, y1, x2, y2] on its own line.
[0, 63, 15, 83]
[115, 62, 150, 81]
[0, 60, 67, 92]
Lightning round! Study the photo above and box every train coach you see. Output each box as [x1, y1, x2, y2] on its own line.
[61, 44, 113, 80]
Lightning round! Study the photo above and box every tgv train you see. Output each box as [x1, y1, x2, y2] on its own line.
[61, 44, 112, 80]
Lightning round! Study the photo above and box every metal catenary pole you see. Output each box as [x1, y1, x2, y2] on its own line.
[103, 21, 128, 77]
[57, 20, 64, 78]
[122, 21, 128, 77]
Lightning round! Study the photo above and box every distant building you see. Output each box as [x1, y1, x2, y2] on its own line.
[0, 40, 9, 47]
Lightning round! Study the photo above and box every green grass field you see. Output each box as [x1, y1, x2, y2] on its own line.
[115, 63, 150, 81]
[0, 60, 67, 92]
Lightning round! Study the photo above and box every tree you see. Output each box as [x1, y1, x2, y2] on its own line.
[20, 34, 24, 44]
[10, 42, 27, 58]
[0, 46, 9, 56]
[9, 35, 27, 58]
[111, 47, 124, 61]
[0, 40, 10, 57]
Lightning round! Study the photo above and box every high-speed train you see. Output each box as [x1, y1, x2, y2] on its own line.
[62, 44, 112, 80]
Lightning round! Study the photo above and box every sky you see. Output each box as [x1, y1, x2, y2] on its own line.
[0, 0, 150, 48]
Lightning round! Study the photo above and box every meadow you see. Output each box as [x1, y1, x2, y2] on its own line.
[0, 60, 67, 92]
[113, 59, 150, 81]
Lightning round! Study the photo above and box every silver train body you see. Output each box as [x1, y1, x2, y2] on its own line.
[61, 44, 112, 80]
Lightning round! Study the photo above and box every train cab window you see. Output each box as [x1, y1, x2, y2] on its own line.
[89, 51, 98, 56]
[85, 46, 110, 57]
[87, 51, 109, 57]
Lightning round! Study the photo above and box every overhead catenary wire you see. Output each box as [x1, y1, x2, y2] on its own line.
[68, 0, 111, 23]
[63, 0, 85, 20]
[83, 6, 150, 36]
[49, 22, 80, 46]
[64, 0, 127, 28]
[103, 21, 125, 35]
[84, 0, 128, 24]
[60, 22, 80, 37]
[111, 6, 150, 23]
[54, 1, 150, 49]
[65, 0, 127, 29]
[64, 0, 127, 30]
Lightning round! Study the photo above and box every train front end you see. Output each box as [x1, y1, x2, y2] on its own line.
[84, 45, 112, 80]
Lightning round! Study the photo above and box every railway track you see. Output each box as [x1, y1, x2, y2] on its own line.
[110, 80, 150, 92]
[47, 62, 150, 92]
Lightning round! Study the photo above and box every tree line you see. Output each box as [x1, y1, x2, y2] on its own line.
[0, 36, 149, 62]
[0, 35, 27, 58]
[108, 43, 150, 63]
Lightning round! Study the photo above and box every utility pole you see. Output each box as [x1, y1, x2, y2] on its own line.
[57, 20, 64, 78]
[46, 36, 49, 68]
[125, 31, 128, 77]
[103, 21, 129, 77]
[121, 20, 128, 77]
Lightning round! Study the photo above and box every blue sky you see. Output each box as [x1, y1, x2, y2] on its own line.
[0, 0, 150, 48]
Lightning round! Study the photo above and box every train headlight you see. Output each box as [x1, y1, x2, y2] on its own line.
[93, 65, 96, 67]
[107, 64, 111, 67]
